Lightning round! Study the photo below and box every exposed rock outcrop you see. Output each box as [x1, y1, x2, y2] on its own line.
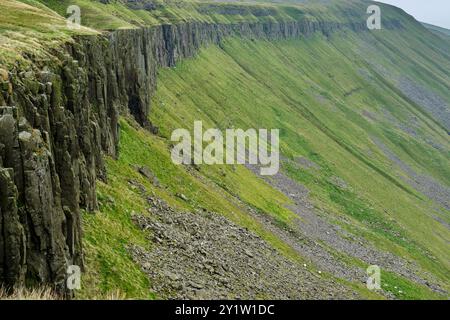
[0, 16, 403, 291]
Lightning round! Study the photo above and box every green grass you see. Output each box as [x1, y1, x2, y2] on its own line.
[422, 23, 450, 38]
[79, 118, 338, 298]
[0, 0, 98, 67]
[146, 31, 449, 298]
[381, 270, 444, 300]
[2, 0, 428, 67]
[81, 28, 449, 298]
[3, 0, 449, 300]
[78, 167, 153, 299]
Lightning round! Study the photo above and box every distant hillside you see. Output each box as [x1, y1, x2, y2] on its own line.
[0, 0, 449, 300]
[422, 22, 450, 38]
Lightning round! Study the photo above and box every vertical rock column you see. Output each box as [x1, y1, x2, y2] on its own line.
[0, 107, 26, 287]
[0, 106, 71, 290]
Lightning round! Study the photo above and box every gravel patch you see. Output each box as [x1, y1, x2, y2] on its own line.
[398, 77, 450, 132]
[295, 156, 321, 171]
[372, 137, 450, 211]
[246, 161, 445, 294]
[128, 197, 358, 300]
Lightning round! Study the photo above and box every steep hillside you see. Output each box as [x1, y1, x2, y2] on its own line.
[423, 22, 450, 38]
[0, 0, 449, 299]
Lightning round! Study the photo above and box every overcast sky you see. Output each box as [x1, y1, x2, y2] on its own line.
[377, 0, 450, 29]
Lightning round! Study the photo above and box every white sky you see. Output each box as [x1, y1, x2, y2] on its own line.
[377, 0, 450, 29]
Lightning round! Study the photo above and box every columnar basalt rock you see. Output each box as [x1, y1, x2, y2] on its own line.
[0, 18, 402, 291]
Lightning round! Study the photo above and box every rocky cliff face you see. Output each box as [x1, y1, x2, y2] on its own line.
[0, 18, 401, 292]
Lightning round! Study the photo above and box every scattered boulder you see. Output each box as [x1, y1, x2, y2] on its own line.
[128, 179, 147, 194]
[296, 157, 321, 171]
[176, 193, 188, 202]
[134, 165, 160, 187]
[328, 176, 350, 190]
[128, 198, 356, 300]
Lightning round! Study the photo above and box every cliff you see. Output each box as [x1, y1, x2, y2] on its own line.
[0, 10, 403, 291]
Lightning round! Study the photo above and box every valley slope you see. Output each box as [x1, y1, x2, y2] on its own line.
[0, 0, 449, 299]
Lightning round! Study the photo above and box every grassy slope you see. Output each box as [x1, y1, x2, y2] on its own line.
[79, 29, 449, 299]
[423, 22, 450, 38]
[148, 33, 450, 297]
[2, 0, 449, 299]
[0, 0, 400, 66]
[79, 117, 365, 298]
[0, 0, 98, 67]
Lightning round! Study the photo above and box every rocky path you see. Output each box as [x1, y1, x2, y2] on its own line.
[372, 137, 450, 212]
[246, 160, 445, 295]
[129, 196, 358, 300]
[125, 155, 445, 300]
